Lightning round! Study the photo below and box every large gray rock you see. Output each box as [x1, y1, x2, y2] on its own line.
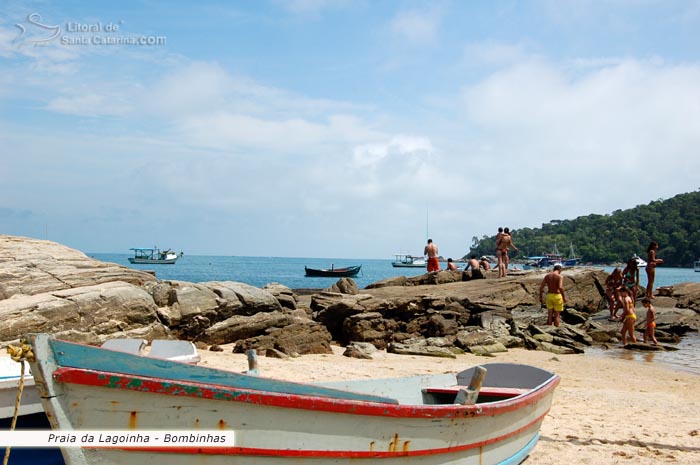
[234, 321, 333, 355]
[0, 235, 156, 300]
[203, 311, 292, 345]
[0, 281, 163, 343]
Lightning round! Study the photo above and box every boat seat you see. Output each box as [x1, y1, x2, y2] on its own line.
[147, 340, 201, 365]
[422, 386, 529, 404]
[101, 338, 148, 356]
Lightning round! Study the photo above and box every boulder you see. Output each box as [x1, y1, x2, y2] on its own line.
[325, 278, 359, 295]
[203, 311, 292, 345]
[204, 281, 281, 316]
[234, 321, 333, 355]
[0, 281, 164, 343]
[387, 340, 457, 358]
[263, 283, 298, 310]
[341, 312, 397, 348]
[343, 342, 378, 359]
[469, 342, 508, 355]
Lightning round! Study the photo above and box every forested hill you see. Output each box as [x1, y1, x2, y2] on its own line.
[467, 190, 700, 267]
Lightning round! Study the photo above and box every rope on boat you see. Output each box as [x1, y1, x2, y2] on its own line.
[3, 339, 35, 465]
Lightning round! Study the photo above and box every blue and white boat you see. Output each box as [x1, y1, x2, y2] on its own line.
[25, 333, 560, 465]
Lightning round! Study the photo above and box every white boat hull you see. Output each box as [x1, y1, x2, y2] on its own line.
[128, 257, 177, 264]
[0, 359, 42, 420]
[27, 335, 559, 465]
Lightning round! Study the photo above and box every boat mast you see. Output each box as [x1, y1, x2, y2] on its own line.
[426, 208, 429, 241]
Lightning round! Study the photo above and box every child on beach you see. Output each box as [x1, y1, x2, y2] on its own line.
[620, 286, 637, 345]
[642, 297, 658, 345]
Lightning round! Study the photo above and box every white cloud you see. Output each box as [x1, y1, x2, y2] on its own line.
[459, 55, 700, 228]
[389, 8, 442, 44]
[46, 92, 130, 117]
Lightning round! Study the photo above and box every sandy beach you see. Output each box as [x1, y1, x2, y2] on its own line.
[198, 346, 700, 465]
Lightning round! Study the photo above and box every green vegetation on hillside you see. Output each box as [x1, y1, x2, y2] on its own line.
[467, 190, 700, 267]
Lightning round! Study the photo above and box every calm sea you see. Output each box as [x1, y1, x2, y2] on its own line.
[92, 254, 700, 374]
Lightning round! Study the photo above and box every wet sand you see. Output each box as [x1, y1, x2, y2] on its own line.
[199, 345, 700, 465]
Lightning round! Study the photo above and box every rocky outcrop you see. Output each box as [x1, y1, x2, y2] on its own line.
[0, 235, 156, 300]
[0, 236, 318, 355]
[1, 235, 699, 359]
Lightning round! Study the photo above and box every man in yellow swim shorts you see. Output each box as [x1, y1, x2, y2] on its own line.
[539, 264, 567, 327]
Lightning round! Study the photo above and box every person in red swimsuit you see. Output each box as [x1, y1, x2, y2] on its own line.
[424, 238, 440, 272]
[496, 227, 518, 278]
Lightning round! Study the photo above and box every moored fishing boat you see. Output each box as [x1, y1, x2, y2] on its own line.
[128, 247, 179, 264]
[304, 265, 361, 277]
[24, 334, 559, 465]
[391, 254, 426, 268]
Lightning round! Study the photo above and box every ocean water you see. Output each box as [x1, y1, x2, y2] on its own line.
[91, 254, 434, 290]
[92, 254, 700, 374]
[91, 254, 700, 290]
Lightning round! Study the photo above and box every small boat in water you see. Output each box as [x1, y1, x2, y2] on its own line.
[524, 253, 562, 269]
[561, 244, 581, 267]
[25, 334, 559, 465]
[694, 259, 700, 272]
[391, 254, 426, 268]
[304, 264, 362, 277]
[128, 247, 179, 264]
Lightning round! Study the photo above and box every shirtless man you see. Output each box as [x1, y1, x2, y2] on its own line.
[467, 255, 480, 270]
[466, 254, 484, 278]
[497, 227, 518, 278]
[539, 264, 567, 327]
[424, 239, 439, 272]
[446, 258, 458, 271]
[479, 257, 491, 270]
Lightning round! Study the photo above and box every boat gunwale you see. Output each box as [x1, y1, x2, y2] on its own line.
[52, 365, 560, 419]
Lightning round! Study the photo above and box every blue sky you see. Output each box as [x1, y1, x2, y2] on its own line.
[1, 1, 700, 259]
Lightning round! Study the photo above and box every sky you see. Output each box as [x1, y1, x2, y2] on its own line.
[1, 1, 700, 259]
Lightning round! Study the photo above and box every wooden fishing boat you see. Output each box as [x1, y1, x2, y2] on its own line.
[25, 334, 559, 465]
[304, 264, 361, 277]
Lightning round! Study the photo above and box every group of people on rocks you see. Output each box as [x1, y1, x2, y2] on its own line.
[422, 239, 492, 274]
[602, 241, 662, 344]
[424, 232, 662, 346]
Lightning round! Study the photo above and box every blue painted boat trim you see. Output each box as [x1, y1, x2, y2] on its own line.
[497, 434, 539, 465]
[48, 339, 398, 405]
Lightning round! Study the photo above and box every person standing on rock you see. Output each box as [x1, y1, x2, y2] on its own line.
[497, 227, 518, 278]
[495, 227, 505, 275]
[424, 239, 440, 272]
[642, 297, 658, 345]
[539, 264, 567, 327]
[645, 241, 663, 299]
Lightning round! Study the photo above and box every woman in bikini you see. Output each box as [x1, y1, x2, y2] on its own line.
[645, 241, 663, 299]
[605, 267, 623, 320]
[621, 257, 639, 301]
